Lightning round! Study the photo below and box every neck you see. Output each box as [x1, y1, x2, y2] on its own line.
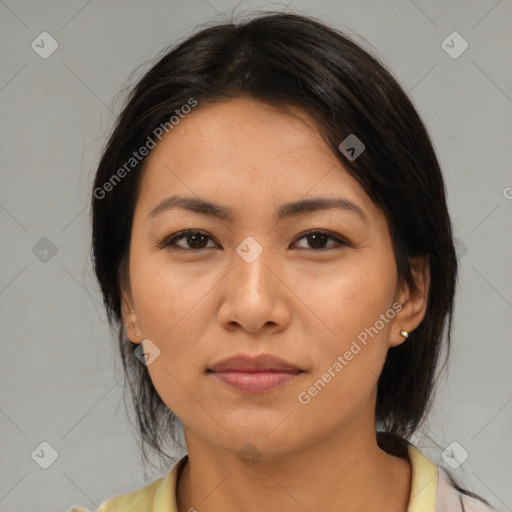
[176, 424, 411, 512]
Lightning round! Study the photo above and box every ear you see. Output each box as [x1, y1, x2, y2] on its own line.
[120, 281, 143, 345]
[390, 254, 430, 348]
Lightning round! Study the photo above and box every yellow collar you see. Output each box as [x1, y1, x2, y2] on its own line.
[407, 443, 438, 512]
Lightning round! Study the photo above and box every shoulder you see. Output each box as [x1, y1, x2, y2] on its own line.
[406, 443, 499, 512]
[66, 454, 188, 512]
[436, 466, 499, 512]
[65, 476, 163, 512]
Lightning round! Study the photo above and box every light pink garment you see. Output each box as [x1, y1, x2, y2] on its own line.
[436, 468, 500, 512]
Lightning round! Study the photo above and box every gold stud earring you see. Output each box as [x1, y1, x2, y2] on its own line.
[400, 329, 409, 339]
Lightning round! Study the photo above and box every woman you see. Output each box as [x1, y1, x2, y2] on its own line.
[70, 11, 499, 512]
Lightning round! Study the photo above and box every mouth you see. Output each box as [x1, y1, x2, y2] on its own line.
[209, 353, 302, 372]
[207, 353, 304, 394]
[207, 369, 303, 394]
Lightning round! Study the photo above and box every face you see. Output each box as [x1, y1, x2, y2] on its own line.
[121, 97, 428, 459]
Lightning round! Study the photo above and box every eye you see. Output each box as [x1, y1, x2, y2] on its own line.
[156, 230, 217, 252]
[292, 230, 347, 252]
[157, 229, 347, 253]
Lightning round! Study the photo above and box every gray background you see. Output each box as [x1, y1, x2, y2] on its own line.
[0, 0, 511, 511]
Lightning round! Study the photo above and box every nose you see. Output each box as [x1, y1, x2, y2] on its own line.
[217, 239, 292, 334]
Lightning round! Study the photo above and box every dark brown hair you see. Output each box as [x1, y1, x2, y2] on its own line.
[90, 11, 492, 508]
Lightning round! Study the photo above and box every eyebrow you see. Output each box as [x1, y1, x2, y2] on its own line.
[148, 194, 368, 224]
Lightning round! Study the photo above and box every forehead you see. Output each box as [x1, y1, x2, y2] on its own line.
[136, 97, 382, 226]
[146, 97, 328, 165]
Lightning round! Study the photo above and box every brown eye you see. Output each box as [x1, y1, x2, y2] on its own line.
[293, 230, 347, 251]
[157, 230, 216, 252]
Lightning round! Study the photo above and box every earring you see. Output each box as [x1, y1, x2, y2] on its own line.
[400, 329, 409, 339]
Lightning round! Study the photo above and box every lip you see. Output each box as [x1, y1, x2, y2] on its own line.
[211, 371, 301, 393]
[209, 353, 302, 373]
[208, 353, 303, 394]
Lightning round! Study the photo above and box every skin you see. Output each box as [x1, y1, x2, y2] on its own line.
[121, 97, 430, 512]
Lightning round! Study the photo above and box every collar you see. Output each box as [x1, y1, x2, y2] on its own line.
[407, 443, 439, 511]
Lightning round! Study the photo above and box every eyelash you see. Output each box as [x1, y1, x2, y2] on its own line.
[156, 229, 348, 253]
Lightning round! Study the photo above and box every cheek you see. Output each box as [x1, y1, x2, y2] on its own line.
[132, 256, 213, 335]
[297, 254, 396, 394]
[296, 284, 393, 423]
[297, 254, 397, 340]
[130, 262, 215, 413]
[134, 269, 211, 376]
